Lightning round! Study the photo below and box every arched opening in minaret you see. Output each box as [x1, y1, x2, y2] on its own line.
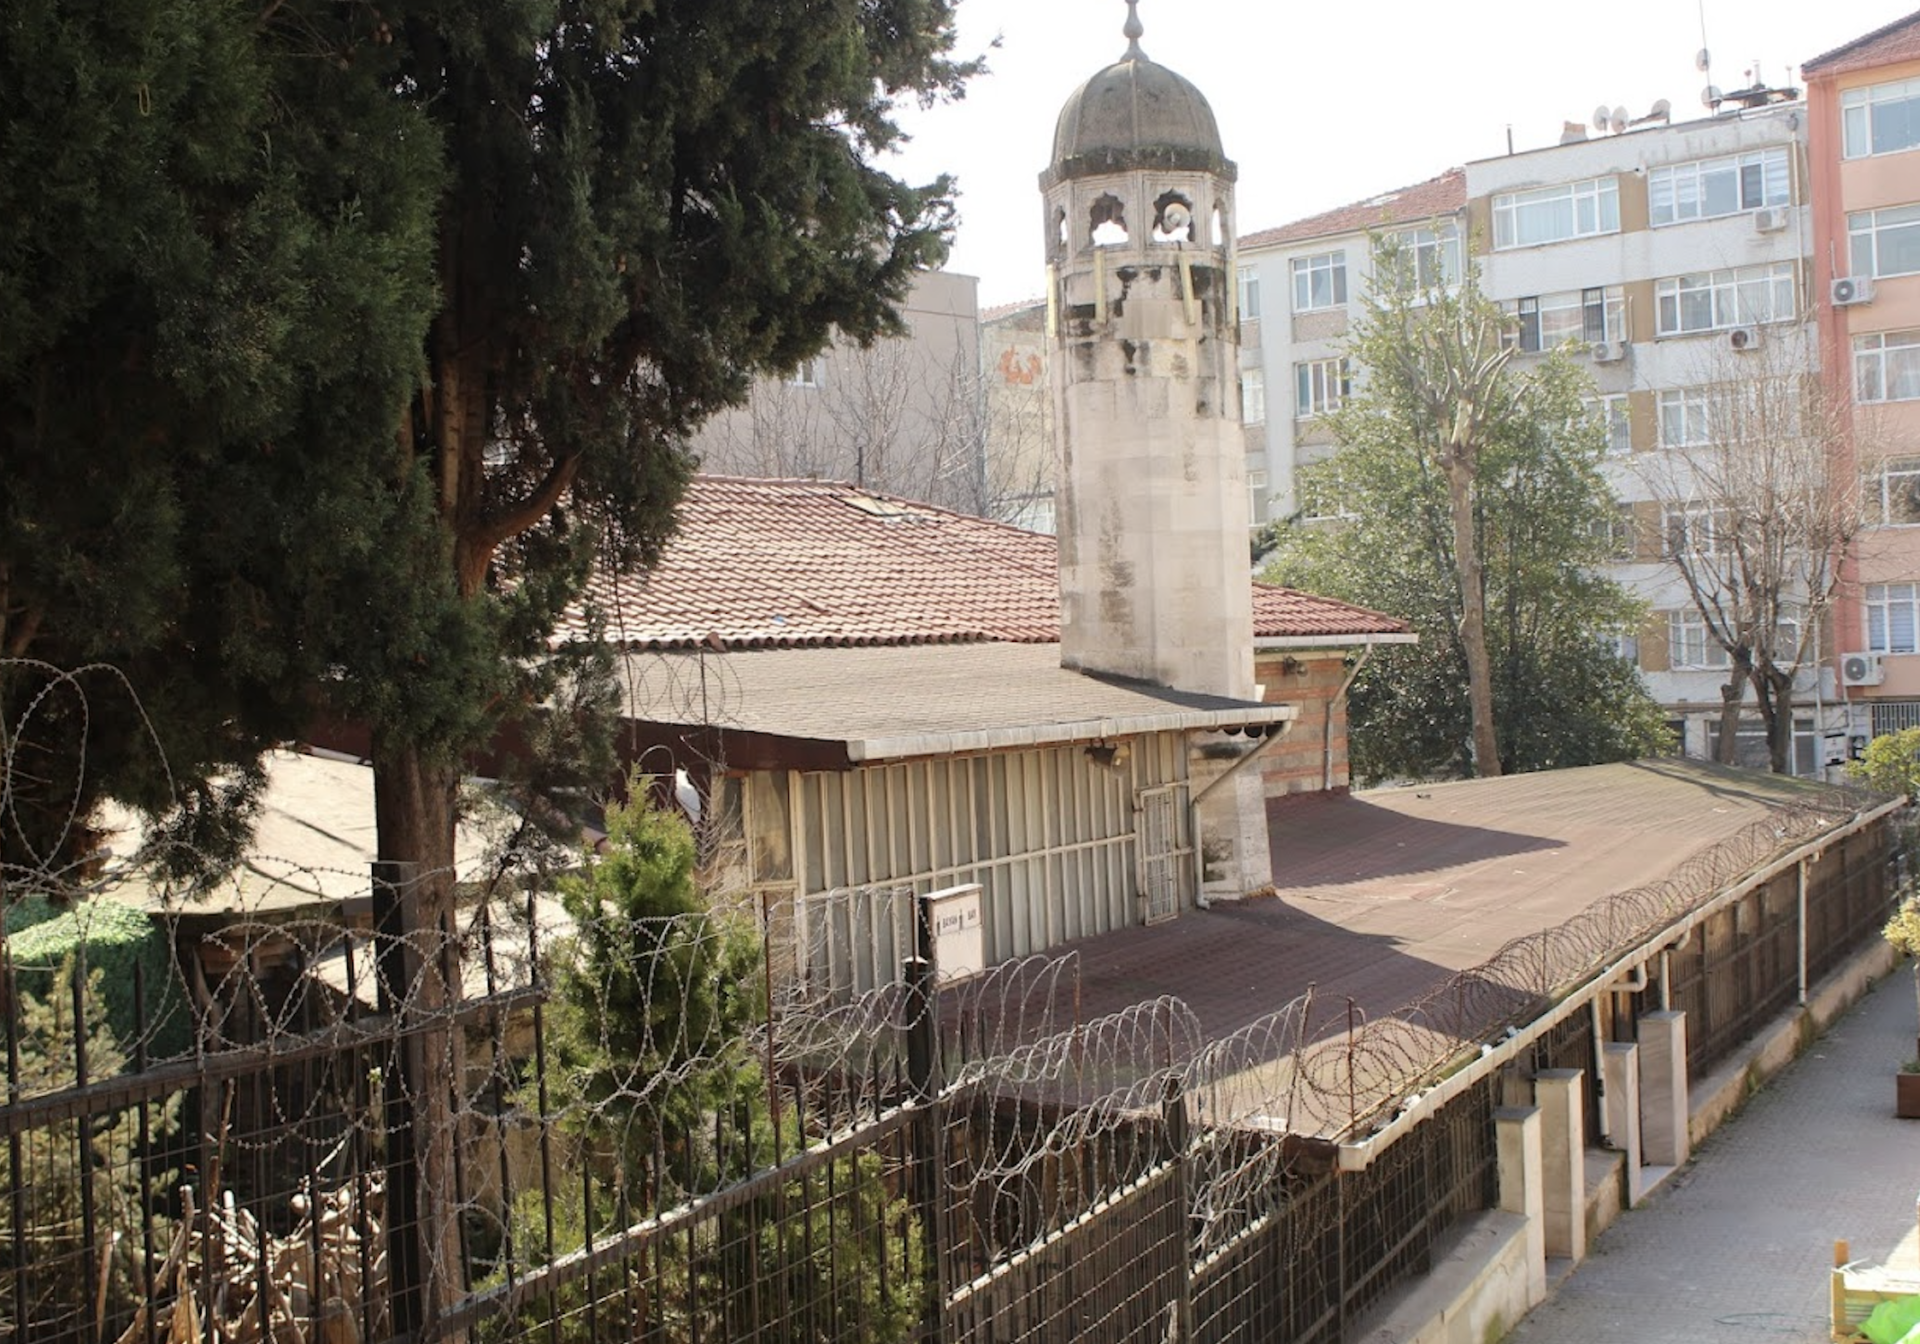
[1089, 194, 1129, 247]
[1211, 202, 1228, 246]
[1151, 191, 1195, 244]
[1050, 206, 1069, 260]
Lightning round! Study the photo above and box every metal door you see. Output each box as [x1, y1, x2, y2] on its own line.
[1134, 782, 1193, 923]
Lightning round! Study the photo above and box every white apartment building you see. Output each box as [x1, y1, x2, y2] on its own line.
[1466, 103, 1821, 770]
[1240, 103, 1829, 771]
[1235, 170, 1466, 525]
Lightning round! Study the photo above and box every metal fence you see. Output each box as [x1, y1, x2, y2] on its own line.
[1666, 822, 1897, 1078]
[0, 796, 1903, 1344]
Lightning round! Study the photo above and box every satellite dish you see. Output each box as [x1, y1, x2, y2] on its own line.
[1696, 47, 1712, 72]
[1651, 98, 1672, 119]
[1593, 104, 1612, 132]
[1610, 106, 1629, 133]
[1702, 85, 1722, 108]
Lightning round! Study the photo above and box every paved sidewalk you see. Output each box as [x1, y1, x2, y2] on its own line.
[1507, 971, 1920, 1344]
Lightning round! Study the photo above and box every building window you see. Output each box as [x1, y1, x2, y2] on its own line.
[1668, 609, 1730, 669]
[1869, 457, 1920, 527]
[1238, 267, 1261, 321]
[1291, 251, 1348, 312]
[1295, 358, 1350, 418]
[1844, 77, 1920, 159]
[1850, 205, 1920, 280]
[1868, 583, 1920, 654]
[789, 357, 823, 388]
[1492, 177, 1619, 249]
[1589, 395, 1632, 455]
[1241, 368, 1266, 424]
[1246, 469, 1269, 526]
[1590, 501, 1636, 560]
[1649, 147, 1790, 226]
[1858, 330, 1920, 403]
[1384, 224, 1461, 288]
[1657, 388, 1716, 448]
[1299, 461, 1354, 522]
[1654, 262, 1796, 335]
[1509, 286, 1625, 351]
[1663, 503, 1727, 557]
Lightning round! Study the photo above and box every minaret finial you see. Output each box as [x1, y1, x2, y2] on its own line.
[1123, 0, 1145, 59]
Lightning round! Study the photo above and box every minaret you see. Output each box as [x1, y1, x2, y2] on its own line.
[1042, 0, 1253, 699]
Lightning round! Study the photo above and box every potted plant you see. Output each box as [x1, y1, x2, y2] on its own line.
[1901, 1060, 1920, 1122]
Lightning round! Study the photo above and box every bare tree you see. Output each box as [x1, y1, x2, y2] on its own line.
[1636, 338, 1861, 772]
[694, 335, 992, 514]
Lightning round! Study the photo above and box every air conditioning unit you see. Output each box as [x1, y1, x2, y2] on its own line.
[1840, 651, 1885, 687]
[1753, 207, 1789, 234]
[1727, 325, 1763, 352]
[1832, 276, 1876, 307]
[1590, 339, 1629, 363]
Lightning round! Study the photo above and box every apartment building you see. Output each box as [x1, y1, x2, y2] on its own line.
[689, 269, 987, 515]
[1464, 101, 1822, 769]
[1805, 12, 1920, 744]
[1235, 170, 1467, 524]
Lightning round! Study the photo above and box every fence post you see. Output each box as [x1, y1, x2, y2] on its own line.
[904, 952, 947, 1342]
[371, 860, 426, 1340]
[1162, 1073, 1194, 1344]
[1797, 857, 1809, 1006]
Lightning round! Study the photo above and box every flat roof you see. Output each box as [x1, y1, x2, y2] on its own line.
[1050, 759, 1878, 1133]
[100, 750, 494, 916]
[618, 642, 1295, 762]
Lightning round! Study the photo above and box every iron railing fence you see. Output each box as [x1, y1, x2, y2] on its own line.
[0, 792, 1901, 1344]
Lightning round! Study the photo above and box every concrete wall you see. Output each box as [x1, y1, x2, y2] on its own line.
[688, 270, 986, 515]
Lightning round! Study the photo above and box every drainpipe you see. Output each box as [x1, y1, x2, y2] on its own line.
[1325, 644, 1378, 791]
[1590, 996, 1611, 1144]
[1189, 722, 1294, 910]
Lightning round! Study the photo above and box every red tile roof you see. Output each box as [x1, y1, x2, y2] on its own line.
[564, 476, 1407, 651]
[1803, 9, 1920, 75]
[1238, 168, 1465, 252]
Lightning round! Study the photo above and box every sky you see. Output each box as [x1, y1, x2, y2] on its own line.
[884, 0, 1898, 308]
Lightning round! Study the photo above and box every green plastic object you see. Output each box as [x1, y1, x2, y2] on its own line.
[1861, 1294, 1920, 1344]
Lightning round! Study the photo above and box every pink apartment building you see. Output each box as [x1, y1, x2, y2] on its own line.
[1807, 11, 1920, 738]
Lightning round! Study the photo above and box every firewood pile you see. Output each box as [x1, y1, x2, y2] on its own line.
[112, 1173, 387, 1344]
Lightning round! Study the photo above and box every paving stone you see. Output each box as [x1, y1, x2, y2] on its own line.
[1505, 973, 1920, 1344]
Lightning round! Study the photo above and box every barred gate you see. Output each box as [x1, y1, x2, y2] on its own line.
[1136, 783, 1193, 924]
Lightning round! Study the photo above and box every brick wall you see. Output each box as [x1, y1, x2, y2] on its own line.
[1254, 649, 1352, 798]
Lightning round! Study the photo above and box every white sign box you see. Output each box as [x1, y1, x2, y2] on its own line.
[923, 884, 985, 983]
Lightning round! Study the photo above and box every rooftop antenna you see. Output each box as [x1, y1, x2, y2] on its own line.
[1123, 0, 1145, 60]
[1698, 0, 1722, 110]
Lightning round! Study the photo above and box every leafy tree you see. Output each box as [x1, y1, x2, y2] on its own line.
[1264, 244, 1669, 782]
[10, 6, 974, 1313]
[0, 0, 441, 881]
[1849, 728, 1920, 800]
[1333, 242, 1519, 776]
[491, 784, 925, 1343]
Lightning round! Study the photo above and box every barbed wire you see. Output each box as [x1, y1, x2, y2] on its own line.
[0, 661, 1900, 1342]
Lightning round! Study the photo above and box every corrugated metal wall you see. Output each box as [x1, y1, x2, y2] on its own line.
[753, 734, 1190, 995]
